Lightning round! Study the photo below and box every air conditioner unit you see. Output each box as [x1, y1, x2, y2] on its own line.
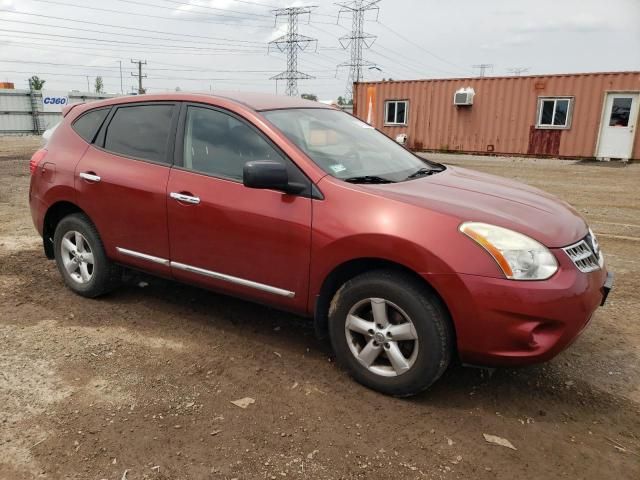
[454, 87, 475, 106]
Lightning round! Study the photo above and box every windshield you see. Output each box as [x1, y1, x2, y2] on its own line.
[262, 108, 443, 183]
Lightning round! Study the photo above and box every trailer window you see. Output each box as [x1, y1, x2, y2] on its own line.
[384, 100, 408, 125]
[536, 97, 573, 129]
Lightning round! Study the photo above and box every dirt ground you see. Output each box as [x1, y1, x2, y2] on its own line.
[1, 136, 638, 479]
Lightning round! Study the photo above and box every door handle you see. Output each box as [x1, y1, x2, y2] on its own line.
[79, 172, 101, 182]
[170, 191, 200, 205]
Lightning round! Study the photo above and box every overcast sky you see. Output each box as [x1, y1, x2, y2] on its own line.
[0, 0, 638, 99]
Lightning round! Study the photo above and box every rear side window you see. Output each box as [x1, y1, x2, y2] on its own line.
[103, 104, 175, 164]
[72, 108, 110, 143]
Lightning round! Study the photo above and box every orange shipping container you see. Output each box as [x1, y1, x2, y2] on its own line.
[353, 71, 640, 160]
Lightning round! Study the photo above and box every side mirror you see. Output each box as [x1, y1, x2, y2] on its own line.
[243, 161, 307, 194]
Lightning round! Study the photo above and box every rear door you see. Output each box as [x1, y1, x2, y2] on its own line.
[166, 103, 313, 312]
[75, 102, 179, 276]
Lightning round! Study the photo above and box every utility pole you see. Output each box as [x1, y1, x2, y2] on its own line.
[119, 60, 124, 94]
[336, 0, 380, 101]
[131, 59, 147, 94]
[507, 67, 529, 76]
[85, 75, 90, 92]
[472, 64, 494, 77]
[269, 6, 318, 97]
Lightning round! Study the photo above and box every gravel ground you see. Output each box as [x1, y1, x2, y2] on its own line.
[1, 137, 639, 479]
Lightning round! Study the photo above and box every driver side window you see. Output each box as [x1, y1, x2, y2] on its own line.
[182, 106, 283, 181]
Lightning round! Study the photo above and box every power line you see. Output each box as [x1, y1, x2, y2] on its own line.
[0, 59, 335, 75]
[138, 0, 273, 18]
[21, 0, 275, 29]
[366, 48, 427, 79]
[372, 43, 469, 77]
[268, 7, 318, 96]
[374, 21, 472, 75]
[336, 0, 380, 100]
[201, 0, 278, 7]
[1, 69, 334, 83]
[0, 9, 266, 46]
[0, 34, 267, 57]
[0, 17, 266, 49]
[309, 20, 435, 80]
[0, 59, 131, 72]
[0, 28, 264, 53]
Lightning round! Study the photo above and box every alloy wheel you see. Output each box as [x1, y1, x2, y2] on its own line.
[60, 230, 95, 284]
[344, 297, 419, 377]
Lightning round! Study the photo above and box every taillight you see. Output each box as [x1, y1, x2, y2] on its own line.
[29, 149, 47, 175]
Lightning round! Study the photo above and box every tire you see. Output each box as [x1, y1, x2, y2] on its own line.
[53, 213, 121, 298]
[328, 270, 452, 396]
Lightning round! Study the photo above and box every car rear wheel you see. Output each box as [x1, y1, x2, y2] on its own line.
[328, 270, 452, 396]
[53, 213, 121, 297]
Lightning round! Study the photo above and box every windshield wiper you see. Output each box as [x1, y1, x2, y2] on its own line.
[343, 175, 395, 184]
[405, 167, 440, 180]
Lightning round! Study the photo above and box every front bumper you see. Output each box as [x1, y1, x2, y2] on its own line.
[425, 253, 613, 367]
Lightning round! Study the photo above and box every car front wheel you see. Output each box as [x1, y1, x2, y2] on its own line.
[328, 270, 453, 396]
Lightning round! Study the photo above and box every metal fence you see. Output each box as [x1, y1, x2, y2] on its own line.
[0, 89, 117, 135]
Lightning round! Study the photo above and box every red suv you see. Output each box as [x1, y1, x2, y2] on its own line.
[29, 93, 613, 396]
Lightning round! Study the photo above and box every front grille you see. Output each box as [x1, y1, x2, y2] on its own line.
[563, 237, 601, 273]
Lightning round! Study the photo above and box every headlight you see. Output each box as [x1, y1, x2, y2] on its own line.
[460, 222, 558, 280]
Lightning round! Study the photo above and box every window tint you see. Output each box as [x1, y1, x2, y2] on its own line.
[183, 106, 284, 180]
[104, 104, 175, 163]
[72, 108, 110, 143]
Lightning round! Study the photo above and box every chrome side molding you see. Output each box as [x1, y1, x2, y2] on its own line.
[171, 261, 295, 298]
[115, 247, 295, 298]
[116, 247, 170, 266]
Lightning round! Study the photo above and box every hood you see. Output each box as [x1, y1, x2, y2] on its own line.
[366, 166, 587, 248]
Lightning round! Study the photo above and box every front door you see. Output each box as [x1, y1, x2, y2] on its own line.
[166, 104, 313, 313]
[596, 93, 639, 159]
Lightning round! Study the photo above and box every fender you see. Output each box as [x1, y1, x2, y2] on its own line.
[308, 232, 453, 308]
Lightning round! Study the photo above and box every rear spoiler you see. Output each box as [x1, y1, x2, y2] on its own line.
[62, 102, 84, 117]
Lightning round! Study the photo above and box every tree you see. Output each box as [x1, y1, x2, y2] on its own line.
[301, 93, 318, 101]
[94, 76, 104, 94]
[337, 96, 345, 105]
[28, 75, 45, 91]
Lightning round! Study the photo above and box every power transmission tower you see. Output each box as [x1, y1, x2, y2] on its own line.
[336, 0, 380, 101]
[131, 59, 147, 94]
[507, 67, 529, 76]
[269, 7, 318, 97]
[472, 64, 494, 77]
